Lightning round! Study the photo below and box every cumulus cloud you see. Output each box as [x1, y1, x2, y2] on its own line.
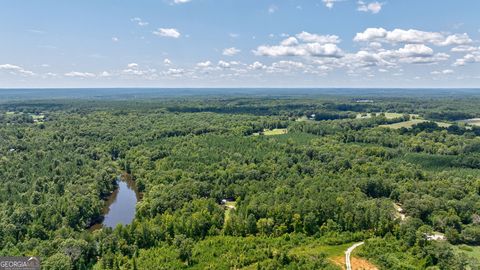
[354, 28, 472, 46]
[280, 37, 299, 46]
[112, 37, 119, 42]
[357, 1, 383, 14]
[0, 64, 35, 76]
[254, 31, 343, 58]
[218, 60, 235, 68]
[454, 51, 480, 66]
[164, 68, 184, 76]
[249, 61, 267, 70]
[222, 47, 241, 56]
[153, 28, 181, 38]
[197, 61, 212, 68]
[122, 63, 157, 78]
[397, 44, 434, 57]
[164, 58, 172, 65]
[296, 32, 340, 44]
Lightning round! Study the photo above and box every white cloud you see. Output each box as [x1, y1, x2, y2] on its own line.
[254, 43, 343, 58]
[354, 28, 388, 42]
[451, 45, 478, 52]
[322, 0, 342, 9]
[122, 63, 157, 78]
[229, 33, 240, 38]
[131, 17, 149, 27]
[354, 28, 472, 46]
[296, 32, 340, 44]
[218, 61, 232, 68]
[397, 44, 434, 57]
[153, 28, 181, 38]
[173, 0, 191, 4]
[223, 47, 241, 56]
[280, 37, 299, 46]
[357, 1, 383, 14]
[112, 37, 119, 42]
[0, 64, 35, 76]
[249, 61, 266, 70]
[254, 31, 343, 58]
[64, 71, 95, 78]
[99, 71, 112, 77]
[164, 68, 185, 76]
[453, 51, 480, 66]
[164, 58, 172, 65]
[431, 69, 454, 75]
[197, 61, 212, 68]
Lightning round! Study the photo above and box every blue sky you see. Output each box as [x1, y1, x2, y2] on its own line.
[0, 0, 479, 88]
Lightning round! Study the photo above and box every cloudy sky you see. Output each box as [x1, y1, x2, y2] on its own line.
[1, 0, 479, 88]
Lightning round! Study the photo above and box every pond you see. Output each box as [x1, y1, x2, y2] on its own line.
[90, 174, 140, 230]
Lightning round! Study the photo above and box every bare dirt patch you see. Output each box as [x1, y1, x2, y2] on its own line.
[330, 256, 378, 270]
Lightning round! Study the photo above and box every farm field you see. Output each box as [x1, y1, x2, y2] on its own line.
[379, 119, 451, 129]
[252, 128, 288, 136]
[356, 112, 420, 119]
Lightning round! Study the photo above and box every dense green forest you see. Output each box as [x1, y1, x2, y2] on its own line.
[1, 93, 479, 269]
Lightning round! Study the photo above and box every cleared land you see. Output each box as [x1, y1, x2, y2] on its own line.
[253, 128, 288, 136]
[379, 119, 451, 129]
[453, 244, 480, 261]
[458, 118, 480, 126]
[356, 112, 419, 119]
[223, 201, 236, 222]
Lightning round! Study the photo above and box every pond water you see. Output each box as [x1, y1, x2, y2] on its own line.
[90, 174, 140, 230]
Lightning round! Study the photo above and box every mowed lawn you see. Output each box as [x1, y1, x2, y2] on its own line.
[379, 119, 451, 129]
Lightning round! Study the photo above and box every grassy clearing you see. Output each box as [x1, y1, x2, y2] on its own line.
[453, 244, 480, 260]
[289, 242, 352, 258]
[224, 201, 236, 222]
[379, 119, 451, 129]
[356, 112, 420, 120]
[458, 118, 480, 127]
[5, 111, 15, 115]
[295, 116, 310, 122]
[253, 128, 288, 136]
[31, 114, 45, 120]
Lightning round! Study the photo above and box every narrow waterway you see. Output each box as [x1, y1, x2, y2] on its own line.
[90, 174, 140, 230]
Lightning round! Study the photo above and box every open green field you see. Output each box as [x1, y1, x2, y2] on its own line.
[379, 119, 451, 129]
[453, 245, 480, 260]
[289, 242, 352, 258]
[253, 128, 288, 136]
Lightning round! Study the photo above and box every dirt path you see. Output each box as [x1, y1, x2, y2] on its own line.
[345, 242, 364, 270]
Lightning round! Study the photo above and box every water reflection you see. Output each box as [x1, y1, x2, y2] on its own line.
[90, 174, 140, 230]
